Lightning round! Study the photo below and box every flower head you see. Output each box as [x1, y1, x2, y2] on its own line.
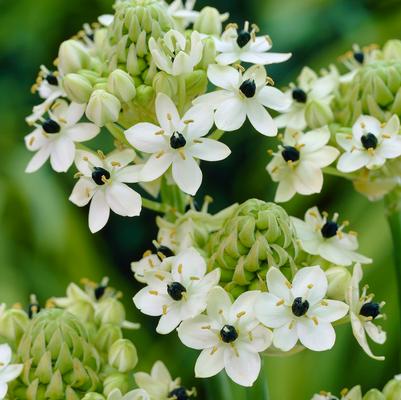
[0, 344, 23, 400]
[291, 207, 372, 266]
[194, 64, 290, 136]
[336, 115, 401, 172]
[255, 266, 349, 352]
[125, 93, 230, 195]
[267, 127, 339, 202]
[131, 250, 167, 284]
[69, 149, 142, 233]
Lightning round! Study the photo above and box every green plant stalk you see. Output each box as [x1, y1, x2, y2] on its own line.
[178, 75, 187, 115]
[323, 166, 358, 180]
[105, 122, 131, 146]
[142, 198, 169, 213]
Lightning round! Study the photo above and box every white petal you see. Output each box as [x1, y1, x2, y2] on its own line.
[50, 136, 75, 172]
[240, 51, 292, 65]
[299, 127, 330, 152]
[275, 178, 297, 203]
[178, 315, 220, 350]
[140, 152, 174, 182]
[75, 150, 102, 175]
[257, 86, 292, 111]
[353, 115, 381, 140]
[69, 177, 97, 207]
[0, 364, 23, 383]
[377, 137, 401, 159]
[0, 382, 7, 399]
[207, 64, 240, 90]
[171, 248, 206, 281]
[243, 65, 267, 88]
[245, 324, 273, 353]
[105, 149, 136, 168]
[292, 266, 328, 305]
[337, 151, 370, 173]
[25, 145, 51, 173]
[336, 133, 354, 152]
[98, 14, 114, 26]
[133, 287, 168, 317]
[172, 155, 202, 196]
[156, 93, 180, 134]
[66, 123, 100, 142]
[266, 267, 293, 304]
[156, 307, 183, 334]
[230, 291, 261, 329]
[207, 287, 232, 325]
[25, 127, 48, 151]
[215, 97, 246, 132]
[254, 293, 293, 328]
[382, 114, 400, 135]
[293, 162, 324, 195]
[246, 101, 277, 136]
[188, 138, 231, 162]
[105, 183, 142, 217]
[114, 165, 142, 183]
[215, 52, 241, 65]
[297, 319, 336, 351]
[365, 321, 386, 345]
[193, 91, 233, 109]
[182, 105, 214, 140]
[302, 146, 339, 168]
[172, 52, 194, 76]
[195, 347, 225, 378]
[64, 102, 86, 126]
[0, 344, 11, 365]
[273, 321, 299, 351]
[88, 190, 110, 233]
[308, 300, 349, 323]
[125, 123, 167, 153]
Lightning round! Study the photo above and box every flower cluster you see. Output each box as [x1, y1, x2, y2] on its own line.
[0, 279, 195, 400]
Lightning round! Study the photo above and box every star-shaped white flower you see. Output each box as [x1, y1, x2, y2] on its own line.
[267, 127, 339, 202]
[25, 100, 99, 173]
[134, 247, 220, 334]
[194, 64, 290, 136]
[0, 344, 23, 400]
[337, 115, 401, 172]
[255, 267, 349, 352]
[178, 287, 273, 387]
[125, 93, 231, 196]
[214, 23, 291, 66]
[275, 66, 338, 131]
[131, 250, 171, 284]
[291, 207, 372, 266]
[69, 149, 142, 233]
[168, 0, 199, 29]
[149, 30, 203, 76]
[107, 388, 149, 400]
[346, 263, 386, 360]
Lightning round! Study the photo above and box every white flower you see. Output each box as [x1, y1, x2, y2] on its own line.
[255, 267, 348, 352]
[149, 30, 203, 76]
[69, 149, 142, 233]
[275, 66, 338, 131]
[291, 207, 372, 266]
[131, 250, 170, 284]
[194, 64, 290, 136]
[178, 287, 272, 387]
[133, 247, 220, 334]
[125, 93, 231, 196]
[336, 115, 401, 172]
[346, 263, 386, 360]
[0, 344, 23, 400]
[267, 127, 339, 202]
[107, 389, 149, 400]
[168, 0, 199, 29]
[25, 100, 100, 173]
[214, 24, 291, 66]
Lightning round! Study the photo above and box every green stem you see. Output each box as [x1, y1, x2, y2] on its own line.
[247, 360, 270, 399]
[141, 198, 169, 213]
[177, 76, 186, 115]
[105, 122, 130, 146]
[323, 166, 357, 181]
[209, 129, 225, 141]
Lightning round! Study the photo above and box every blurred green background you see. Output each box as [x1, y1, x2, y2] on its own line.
[1, 0, 401, 398]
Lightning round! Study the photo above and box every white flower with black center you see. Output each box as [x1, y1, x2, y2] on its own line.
[69, 149, 142, 233]
[291, 207, 372, 266]
[346, 263, 386, 360]
[125, 93, 231, 196]
[337, 115, 401, 172]
[149, 30, 203, 76]
[25, 100, 99, 173]
[214, 23, 291, 66]
[255, 267, 349, 352]
[177, 287, 273, 387]
[194, 64, 290, 136]
[0, 344, 23, 400]
[267, 127, 339, 202]
[133, 247, 220, 334]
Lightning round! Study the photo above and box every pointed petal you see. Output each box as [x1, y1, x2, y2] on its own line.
[188, 138, 231, 161]
[105, 183, 142, 217]
[297, 319, 336, 351]
[50, 136, 75, 172]
[66, 123, 100, 142]
[246, 101, 277, 136]
[156, 308, 182, 334]
[337, 151, 370, 173]
[309, 300, 349, 323]
[257, 86, 292, 111]
[140, 152, 174, 182]
[88, 190, 110, 233]
[69, 177, 96, 207]
[207, 64, 240, 90]
[182, 105, 214, 140]
[215, 52, 241, 65]
[215, 97, 246, 132]
[254, 293, 292, 328]
[195, 347, 225, 378]
[292, 266, 328, 305]
[273, 321, 299, 351]
[241, 51, 292, 65]
[25, 146, 51, 173]
[105, 149, 136, 168]
[172, 248, 206, 281]
[178, 315, 220, 350]
[172, 155, 202, 196]
[114, 165, 142, 183]
[156, 93, 180, 134]
[207, 287, 232, 325]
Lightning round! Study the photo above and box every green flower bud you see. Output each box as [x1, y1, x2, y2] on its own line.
[325, 266, 352, 301]
[135, 85, 155, 106]
[0, 305, 29, 344]
[362, 389, 385, 400]
[95, 298, 126, 327]
[305, 99, 334, 129]
[344, 386, 363, 400]
[383, 40, 401, 61]
[86, 89, 121, 127]
[103, 373, 131, 397]
[108, 69, 137, 103]
[198, 38, 217, 71]
[185, 70, 208, 103]
[194, 7, 224, 35]
[152, 71, 178, 98]
[95, 324, 123, 354]
[82, 394, 106, 400]
[108, 339, 138, 373]
[58, 40, 90, 74]
[207, 199, 299, 296]
[382, 378, 401, 399]
[63, 73, 93, 103]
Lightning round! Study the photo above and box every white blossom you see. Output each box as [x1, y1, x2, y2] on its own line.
[168, 0, 199, 29]
[0, 344, 23, 400]
[25, 100, 100, 173]
[131, 250, 170, 284]
[267, 127, 339, 202]
[291, 207, 372, 266]
[178, 287, 272, 387]
[255, 267, 348, 352]
[107, 389, 149, 400]
[337, 115, 401, 172]
[69, 149, 142, 233]
[194, 64, 290, 136]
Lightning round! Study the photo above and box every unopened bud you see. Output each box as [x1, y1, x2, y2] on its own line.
[103, 373, 130, 397]
[63, 73, 93, 103]
[185, 70, 208, 101]
[199, 38, 217, 70]
[95, 297, 126, 326]
[383, 39, 401, 61]
[305, 100, 334, 129]
[107, 69, 137, 103]
[194, 7, 224, 35]
[326, 266, 351, 301]
[135, 85, 155, 106]
[82, 394, 105, 400]
[0, 306, 29, 342]
[58, 40, 90, 74]
[108, 339, 138, 373]
[86, 89, 121, 127]
[153, 72, 178, 98]
[95, 324, 123, 353]
[383, 377, 401, 400]
[362, 389, 385, 400]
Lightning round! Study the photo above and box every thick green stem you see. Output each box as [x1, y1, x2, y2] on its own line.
[141, 198, 169, 213]
[177, 76, 187, 115]
[209, 129, 225, 141]
[323, 166, 357, 181]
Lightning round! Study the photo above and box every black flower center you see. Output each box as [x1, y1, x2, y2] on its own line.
[292, 297, 309, 317]
[220, 324, 238, 343]
[170, 132, 187, 149]
[292, 88, 307, 103]
[92, 167, 111, 185]
[167, 282, 187, 301]
[353, 51, 365, 64]
[239, 79, 256, 98]
[360, 302, 380, 319]
[321, 221, 339, 238]
[361, 133, 378, 150]
[42, 118, 61, 134]
[281, 146, 300, 162]
[45, 73, 58, 86]
[94, 285, 107, 300]
[156, 245, 175, 258]
[28, 303, 41, 319]
[168, 387, 191, 400]
[236, 29, 251, 48]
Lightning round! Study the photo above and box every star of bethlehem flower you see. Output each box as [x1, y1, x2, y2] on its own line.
[135, 360, 196, 400]
[149, 30, 203, 76]
[291, 207, 372, 266]
[125, 93, 231, 196]
[214, 22, 291, 66]
[133, 247, 220, 334]
[336, 115, 401, 172]
[178, 287, 273, 387]
[266, 127, 339, 202]
[346, 263, 386, 360]
[131, 248, 172, 284]
[25, 100, 100, 173]
[69, 149, 142, 233]
[107, 388, 149, 400]
[0, 344, 23, 400]
[168, 0, 199, 29]
[275, 66, 338, 131]
[254, 266, 349, 352]
[194, 64, 290, 136]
